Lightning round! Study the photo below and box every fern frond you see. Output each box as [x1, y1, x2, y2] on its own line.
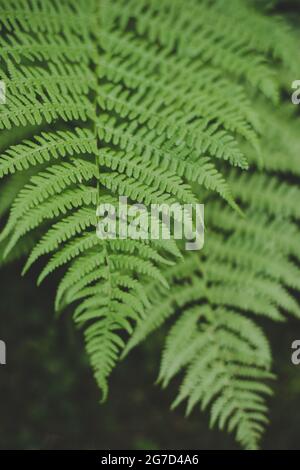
[0, 128, 95, 177]
[163, 307, 273, 449]
[0, 93, 93, 130]
[0, 30, 96, 64]
[6, 61, 96, 98]
[22, 207, 97, 274]
[231, 172, 300, 219]
[1, 0, 300, 450]
[0, 0, 95, 36]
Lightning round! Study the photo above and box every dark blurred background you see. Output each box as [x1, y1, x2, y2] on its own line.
[0, 259, 300, 450]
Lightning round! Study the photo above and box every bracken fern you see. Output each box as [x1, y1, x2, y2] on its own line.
[0, 0, 299, 449]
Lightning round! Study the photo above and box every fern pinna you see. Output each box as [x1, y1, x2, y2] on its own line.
[0, 0, 299, 450]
